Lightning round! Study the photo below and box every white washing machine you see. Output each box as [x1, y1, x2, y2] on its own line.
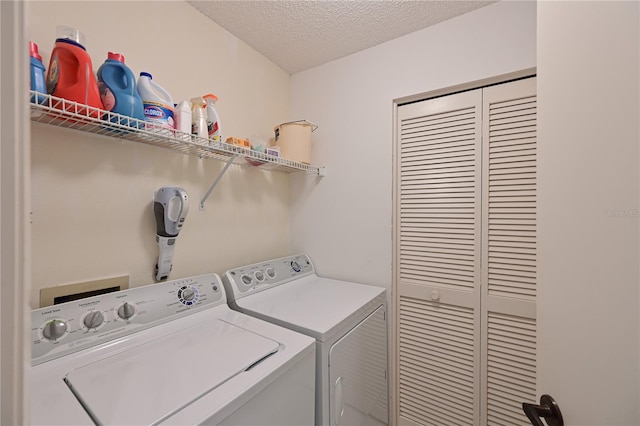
[30, 272, 316, 425]
[222, 254, 388, 426]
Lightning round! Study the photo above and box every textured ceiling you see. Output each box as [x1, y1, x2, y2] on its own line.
[187, 1, 496, 74]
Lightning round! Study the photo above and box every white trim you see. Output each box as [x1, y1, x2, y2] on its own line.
[394, 68, 536, 106]
[1, 1, 31, 424]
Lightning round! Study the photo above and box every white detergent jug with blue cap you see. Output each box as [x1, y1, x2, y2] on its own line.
[137, 72, 174, 132]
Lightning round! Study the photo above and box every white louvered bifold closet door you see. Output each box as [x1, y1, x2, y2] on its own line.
[395, 77, 536, 426]
[396, 90, 482, 426]
[481, 78, 537, 426]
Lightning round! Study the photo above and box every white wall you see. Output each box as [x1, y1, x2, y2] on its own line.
[537, 1, 639, 424]
[28, 1, 292, 307]
[289, 1, 536, 287]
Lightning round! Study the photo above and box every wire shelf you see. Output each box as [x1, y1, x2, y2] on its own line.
[29, 91, 323, 175]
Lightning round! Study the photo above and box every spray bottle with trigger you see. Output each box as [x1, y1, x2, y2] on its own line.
[203, 93, 221, 143]
[153, 187, 189, 281]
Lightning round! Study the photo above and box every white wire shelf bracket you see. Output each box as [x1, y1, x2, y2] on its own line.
[29, 91, 325, 176]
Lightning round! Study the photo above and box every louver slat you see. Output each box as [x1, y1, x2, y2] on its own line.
[403, 140, 477, 156]
[402, 251, 473, 264]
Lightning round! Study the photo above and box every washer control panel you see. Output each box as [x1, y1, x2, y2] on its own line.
[222, 254, 314, 300]
[31, 273, 224, 365]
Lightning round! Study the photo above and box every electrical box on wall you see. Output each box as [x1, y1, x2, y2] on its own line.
[39, 275, 129, 308]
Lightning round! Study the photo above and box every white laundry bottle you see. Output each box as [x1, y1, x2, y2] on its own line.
[203, 93, 221, 143]
[174, 101, 192, 141]
[190, 97, 208, 142]
[137, 72, 175, 134]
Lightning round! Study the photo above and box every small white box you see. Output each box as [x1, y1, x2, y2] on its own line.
[266, 147, 280, 157]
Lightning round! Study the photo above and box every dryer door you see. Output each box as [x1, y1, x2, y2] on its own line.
[329, 305, 388, 426]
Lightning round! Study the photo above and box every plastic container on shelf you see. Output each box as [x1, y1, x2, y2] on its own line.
[96, 52, 145, 127]
[266, 146, 280, 157]
[248, 136, 266, 153]
[46, 26, 103, 117]
[273, 120, 318, 164]
[30, 41, 47, 104]
[225, 137, 251, 149]
[190, 97, 208, 141]
[174, 100, 192, 141]
[137, 72, 175, 132]
[203, 93, 221, 143]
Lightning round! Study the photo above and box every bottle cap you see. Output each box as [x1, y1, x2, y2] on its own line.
[140, 72, 152, 79]
[203, 93, 219, 103]
[190, 97, 206, 107]
[108, 52, 125, 63]
[55, 26, 86, 46]
[29, 41, 42, 61]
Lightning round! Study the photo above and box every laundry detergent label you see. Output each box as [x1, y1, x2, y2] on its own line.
[46, 54, 59, 94]
[207, 120, 218, 136]
[143, 101, 175, 128]
[98, 82, 116, 111]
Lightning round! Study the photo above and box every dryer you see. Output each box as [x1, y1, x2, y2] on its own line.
[222, 254, 388, 426]
[30, 272, 315, 425]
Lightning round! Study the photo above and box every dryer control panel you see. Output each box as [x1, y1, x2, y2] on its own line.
[31, 273, 225, 365]
[222, 254, 314, 302]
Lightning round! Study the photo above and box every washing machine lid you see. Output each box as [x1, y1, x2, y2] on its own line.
[64, 318, 279, 425]
[235, 275, 385, 342]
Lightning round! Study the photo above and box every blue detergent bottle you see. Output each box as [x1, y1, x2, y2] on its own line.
[29, 41, 47, 104]
[96, 52, 145, 127]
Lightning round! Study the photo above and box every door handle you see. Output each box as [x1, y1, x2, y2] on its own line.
[522, 394, 563, 426]
[334, 376, 344, 425]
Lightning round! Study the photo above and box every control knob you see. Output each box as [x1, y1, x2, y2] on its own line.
[265, 267, 276, 279]
[42, 319, 67, 341]
[83, 311, 104, 329]
[291, 260, 301, 273]
[117, 302, 136, 320]
[182, 287, 196, 302]
[241, 274, 253, 286]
